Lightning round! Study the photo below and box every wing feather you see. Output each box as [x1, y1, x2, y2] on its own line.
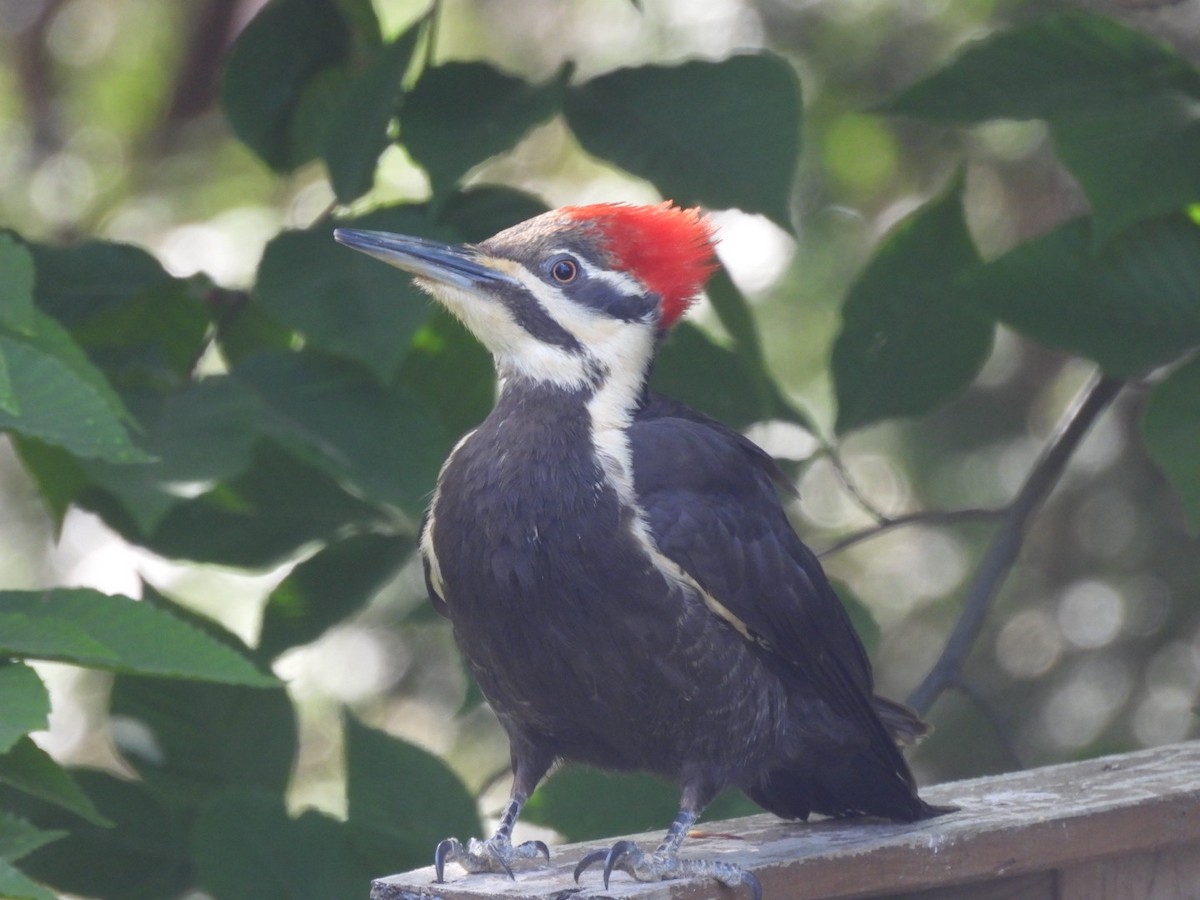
[630, 395, 904, 766]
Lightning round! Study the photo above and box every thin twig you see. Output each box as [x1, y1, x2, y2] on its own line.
[818, 507, 1005, 557]
[907, 372, 1124, 716]
[821, 443, 889, 524]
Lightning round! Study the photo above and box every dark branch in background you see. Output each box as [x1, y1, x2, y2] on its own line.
[150, 0, 244, 152]
[818, 507, 1005, 558]
[907, 373, 1125, 715]
[822, 444, 889, 524]
[14, 0, 69, 158]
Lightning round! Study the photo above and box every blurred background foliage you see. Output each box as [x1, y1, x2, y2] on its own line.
[1, 0, 1199, 897]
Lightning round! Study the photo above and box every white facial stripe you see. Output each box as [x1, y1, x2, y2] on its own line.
[418, 275, 593, 389]
[514, 266, 657, 381]
[573, 256, 645, 298]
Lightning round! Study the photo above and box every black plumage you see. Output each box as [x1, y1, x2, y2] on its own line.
[334, 203, 946, 898]
[429, 386, 935, 822]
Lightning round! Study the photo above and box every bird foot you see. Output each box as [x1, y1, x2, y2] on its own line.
[574, 839, 761, 900]
[434, 835, 550, 882]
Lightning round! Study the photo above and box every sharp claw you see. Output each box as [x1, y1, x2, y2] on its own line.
[434, 838, 459, 884]
[489, 843, 516, 881]
[602, 839, 640, 889]
[744, 870, 763, 900]
[573, 849, 608, 883]
[527, 839, 551, 863]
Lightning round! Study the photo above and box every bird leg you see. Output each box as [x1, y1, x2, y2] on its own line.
[573, 807, 762, 900]
[434, 791, 550, 882]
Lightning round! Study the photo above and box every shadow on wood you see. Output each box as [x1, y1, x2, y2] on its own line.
[372, 741, 1200, 900]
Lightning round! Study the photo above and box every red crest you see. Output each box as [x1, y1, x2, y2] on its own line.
[561, 202, 718, 329]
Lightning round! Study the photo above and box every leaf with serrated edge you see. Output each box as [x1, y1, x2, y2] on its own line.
[0, 739, 109, 827]
[881, 13, 1200, 245]
[0, 813, 66, 864]
[966, 215, 1200, 378]
[0, 590, 274, 686]
[0, 858, 56, 900]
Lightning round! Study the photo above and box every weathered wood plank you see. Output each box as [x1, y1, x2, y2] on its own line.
[1057, 844, 1200, 900]
[372, 741, 1200, 900]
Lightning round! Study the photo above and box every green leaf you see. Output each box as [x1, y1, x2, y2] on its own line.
[344, 716, 480, 874]
[832, 175, 990, 433]
[111, 677, 296, 807]
[0, 813, 64, 863]
[28, 240, 173, 326]
[4, 769, 190, 900]
[0, 589, 276, 686]
[881, 13, 1200, 245]
[396, 309, 495, 439]
[966, 214, 1200, 378]
[256, 206, 442, 381]
[1050, 93, 1200, 245]
[259, 533, 414, 659]
[68, 278, 214, 389]
[324, 25, 421, 202]
[524, 767, 757, 842]
[1143, 356, 1200, 533]
[10, 439, 87, 532]
[0, 816, 63, 864]
[234, 351, 447, 513]
[0, 859, 55, 900]
[705, 267, 814, 431]
[0, 346, 14, 416]
[0, 614, 115, 670]
[0, 234, 36, 336]
[524, 767, 677, 841]
[0, 665, 49, 755]
[125, 442, 388, 568]
[402, 62, 568, 205]
[192, 790, 364, 900]
[652, 323, 789, 430]
[565, 54, 801, 230]
[436, 186, 550, 243]
[882, 12, 1200, 122]
[0, 739, 108, 827]
[81, 376, 265, 535]
[0, 327, 150, 463]
[27, 236, 208, 401]
[219, 0, 353, 171]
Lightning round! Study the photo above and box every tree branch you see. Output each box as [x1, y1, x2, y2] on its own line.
[821, 443, 889, 524]
[907, 372, 1125, 716]
[818, 507, 1005, 557]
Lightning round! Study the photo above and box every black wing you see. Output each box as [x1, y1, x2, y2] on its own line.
[629, 395, 914, 791]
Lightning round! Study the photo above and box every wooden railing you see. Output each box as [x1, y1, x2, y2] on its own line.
[372, 741, 1200, 900]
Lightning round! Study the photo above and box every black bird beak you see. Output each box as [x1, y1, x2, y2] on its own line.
[333, 228, 520, 289]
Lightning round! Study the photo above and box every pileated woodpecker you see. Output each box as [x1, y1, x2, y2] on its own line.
[335, 203, 945, 899]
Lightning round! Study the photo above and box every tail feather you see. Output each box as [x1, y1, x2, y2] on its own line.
[744, 696, 952, 823]
[873, 695, 933, 747]
[745, 754, 944, 823]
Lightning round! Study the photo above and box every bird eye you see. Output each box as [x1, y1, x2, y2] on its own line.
[549, 257, 578, 283]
